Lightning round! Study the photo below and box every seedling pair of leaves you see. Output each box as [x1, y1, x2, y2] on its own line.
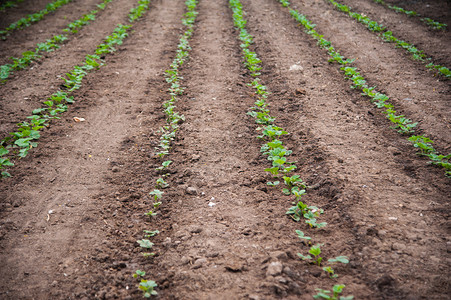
[146, 189, 164, 218]
[287, 200, 326, 228]
[297, 242, 349, 278]
[133, 270, 158, 297]
[313, 284, 354, 300]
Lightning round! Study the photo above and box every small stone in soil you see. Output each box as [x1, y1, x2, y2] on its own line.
[266, 261, 283, 276]
[192, 258, 207, 269]
[186, 186, 197, 195]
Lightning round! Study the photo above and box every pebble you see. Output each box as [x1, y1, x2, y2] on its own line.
[271, 251, 288, 261]
[180, 256, 190, 265]
[282, 266, 295, 278]
[162, 237, 172, 247]
[192, 154, 200, 161]
[310, 268, 322, 278]
[186, 187, 197, 195]
[112, 166, 120, 172]
[378, 229, 387, 237]
[266, 261, 283, 276]
[189, 227, 202, 234]
[225, 261, 244, 272]
[192, 258, 207, 269]
[392, 242, 406, 252]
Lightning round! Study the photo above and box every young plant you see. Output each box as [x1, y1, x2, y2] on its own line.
[133, 270, 158, 297]
[156, 160, 172, 171]
[137, 239, 154, 249]
[313, 284, 354, 300]
[156, 177, 169, 188]
[139, 280, 158, 297]
[298, 243, 323, 266]
[322, 266, 338, 279]
[295, 229, 311, 244]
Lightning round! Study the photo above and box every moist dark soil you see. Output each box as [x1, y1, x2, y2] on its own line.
[0, 0, 449, 299]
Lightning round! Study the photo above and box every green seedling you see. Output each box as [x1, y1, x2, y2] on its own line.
[305, 213, 327, 229]
[144, 230, 159, 237]
[295, 229, 311, 244]
[144, 210, 157, 217]
[283, 175, 306, 194]
[313, 284, 353, 300]
[137, 239, 154, 249]
[156, 160, 172, 171]
[149, 189, 163, 201]
[156, 177, 169, 188]
[141, 252, 155, 258]
[408, 136, 434, 155]
[267, 181, 280, 187]
[421, 18, 447, 30]
[133, 270, 146, 278]
[139, 280, 158, 297]
[322, 256, 350, 278]
[298, 243, 323, 266]
[323, 266, 337, 279]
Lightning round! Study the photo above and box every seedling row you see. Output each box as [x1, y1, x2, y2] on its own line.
[325, 0, 450, 79]
[0, 0, 114, 83]
[372, 0, 447, 30]
[0, 0, 151, 177]
[277, 0, 451, 177]
[0, 0, 24, 11]
[230, 0, 354, 298]
[0, 0, 73, 38]
[133, 0, 198, 297]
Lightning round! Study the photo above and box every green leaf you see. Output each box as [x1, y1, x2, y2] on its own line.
[137, 239, 154, 249]
[297, 253, 312, 260]
[0, 147, 8, 156]
[328, 256, 349, 264]
[143, 230, 159, 237]
[295, 229, 311, 241]
[1, 171, 12, 178]
[15, 138, 32, 148]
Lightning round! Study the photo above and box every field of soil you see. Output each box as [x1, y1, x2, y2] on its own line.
[0, 0, 449, 299]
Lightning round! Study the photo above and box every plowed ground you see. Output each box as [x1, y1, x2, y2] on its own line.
[0, 0, 449, 299]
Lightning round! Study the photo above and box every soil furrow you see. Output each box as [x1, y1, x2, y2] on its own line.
[343, 0, 451, 63]
[0, 0, 106, 64]
[0, 0, 185, 298]
[141, 0, 321, 298]
[0, 0, 59, 28]
[243, 0, 450, 298]
[380, 0, 450, 23]
[288, 0, 451, 151]
[0, 0, 140, 141]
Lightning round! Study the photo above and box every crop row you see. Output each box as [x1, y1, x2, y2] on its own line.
[0, 0, 73, 38]
[230, 0, 354, 298]
[132, 0, 199, 297]
[0, 0, 151, 178]
[372, 0, 447, 30]
[0, 0, 114, 84]
[278, 0, 451, 177]
[0, 0, 24, 11]
[325, 0, 450, 79]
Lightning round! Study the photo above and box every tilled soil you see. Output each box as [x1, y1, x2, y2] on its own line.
[0, 0, 450, 299]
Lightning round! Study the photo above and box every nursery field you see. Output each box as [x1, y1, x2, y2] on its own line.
[0, 0, 450, 299]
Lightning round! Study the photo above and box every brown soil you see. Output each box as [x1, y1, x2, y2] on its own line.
[0, 0, 449, 299]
